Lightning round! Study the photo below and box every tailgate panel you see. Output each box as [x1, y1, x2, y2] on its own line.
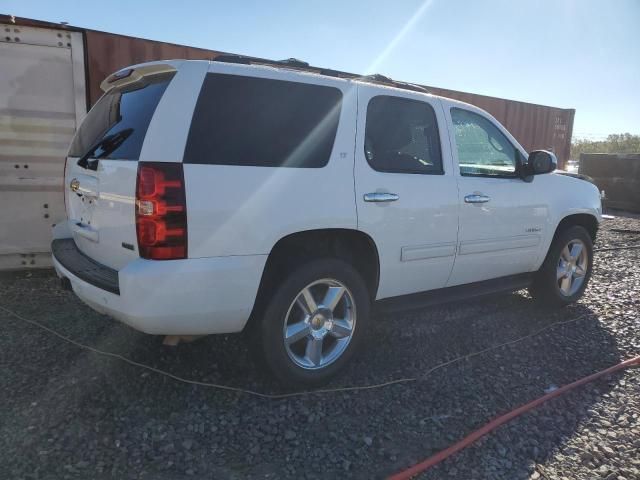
[65, 159, 139, 270]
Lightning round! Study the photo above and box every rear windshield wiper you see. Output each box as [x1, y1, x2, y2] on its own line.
[77, 128, 133, 170]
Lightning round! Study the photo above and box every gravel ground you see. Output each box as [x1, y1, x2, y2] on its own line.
[1, 215, 639, 479]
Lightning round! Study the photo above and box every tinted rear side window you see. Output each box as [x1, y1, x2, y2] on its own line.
[69, 73, 174, 160]
[184, 74, 343, 168]
[364, 96, 442, 174]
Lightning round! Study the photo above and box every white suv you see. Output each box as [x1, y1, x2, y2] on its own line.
[52, 58, 602, 384]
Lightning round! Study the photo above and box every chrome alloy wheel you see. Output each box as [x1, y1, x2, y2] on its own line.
[557, 239, 588, 296]
[282, 278, 356, 370]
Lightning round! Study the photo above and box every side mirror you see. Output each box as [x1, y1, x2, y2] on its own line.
[525, 150, 557, 176]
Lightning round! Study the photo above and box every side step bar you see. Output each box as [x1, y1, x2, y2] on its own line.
[374, 273, 533, 315]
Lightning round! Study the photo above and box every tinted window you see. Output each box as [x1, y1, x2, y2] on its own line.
[364, 96, 442, 174]
[69, 74, 174, 160]
[451, 108, 518, 177]
[184, 74, 342, 168]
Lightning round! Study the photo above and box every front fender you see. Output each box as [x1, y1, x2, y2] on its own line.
[534, 173, 601, 269]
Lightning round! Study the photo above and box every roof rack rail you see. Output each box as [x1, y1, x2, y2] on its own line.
[354, 74, 429, 94]
[211, 54, 430, 95]
[279, 58, 310, 68]
[213, 54, 311, 69]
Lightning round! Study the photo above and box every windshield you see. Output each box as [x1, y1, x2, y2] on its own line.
[68, 73, 174, 160]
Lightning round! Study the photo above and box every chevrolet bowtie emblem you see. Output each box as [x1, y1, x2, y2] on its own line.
[70, 178, 80, 193]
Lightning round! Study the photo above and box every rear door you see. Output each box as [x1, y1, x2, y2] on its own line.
[444, 105, 549, 286]
[354, 85, 459, 299]
[64, 61, 205, 270]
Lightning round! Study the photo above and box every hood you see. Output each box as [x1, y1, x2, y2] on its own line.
[553, 170, 596, 184]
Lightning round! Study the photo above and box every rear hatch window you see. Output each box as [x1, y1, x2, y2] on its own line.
[69, 73, 174, 161]
[64, 72, 175, 270]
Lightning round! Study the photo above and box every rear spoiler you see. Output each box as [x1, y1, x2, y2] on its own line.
[100, 63, 177, 93]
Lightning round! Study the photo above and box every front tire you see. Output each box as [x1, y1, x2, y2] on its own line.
[529, 225, 593, 306]
[252, 258, 370, 386]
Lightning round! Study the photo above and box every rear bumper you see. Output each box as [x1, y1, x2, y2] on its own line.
[52, 239, 120, 294]
[52, 239, 267, 335]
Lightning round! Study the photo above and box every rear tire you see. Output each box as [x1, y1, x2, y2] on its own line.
[529, 225, 593, 307]
[250, 258, 370, 386]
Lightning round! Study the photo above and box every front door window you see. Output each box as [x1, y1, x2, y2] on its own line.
[451, 108, 518, 177]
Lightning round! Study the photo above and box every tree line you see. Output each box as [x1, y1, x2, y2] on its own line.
[571, 133, 640, 160]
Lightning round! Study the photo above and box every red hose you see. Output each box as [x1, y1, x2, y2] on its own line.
[388, 355, 640, 480]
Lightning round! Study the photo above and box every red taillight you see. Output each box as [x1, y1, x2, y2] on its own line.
[135, 162, 187, 260]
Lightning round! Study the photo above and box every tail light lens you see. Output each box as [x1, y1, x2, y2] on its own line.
[135, 162, 187, 260]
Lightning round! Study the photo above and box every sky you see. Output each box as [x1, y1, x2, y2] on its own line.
[3, 0, 639, 139]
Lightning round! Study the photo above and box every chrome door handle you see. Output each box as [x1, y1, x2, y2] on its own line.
[364, 192, 399, 203]
[464, 194, 490, 204]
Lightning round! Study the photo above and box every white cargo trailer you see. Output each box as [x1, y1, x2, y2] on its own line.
[0, 23, 86, 269]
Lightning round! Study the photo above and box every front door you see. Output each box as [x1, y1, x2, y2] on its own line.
[354, 85, 459, 299]
[444, 106, 549, 286]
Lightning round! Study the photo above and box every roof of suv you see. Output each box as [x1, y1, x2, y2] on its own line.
[208, 54, 433, 94]
[103, 57, 485, 115]
[206, 58, 483, 114]
[106, 55, 440, 98]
